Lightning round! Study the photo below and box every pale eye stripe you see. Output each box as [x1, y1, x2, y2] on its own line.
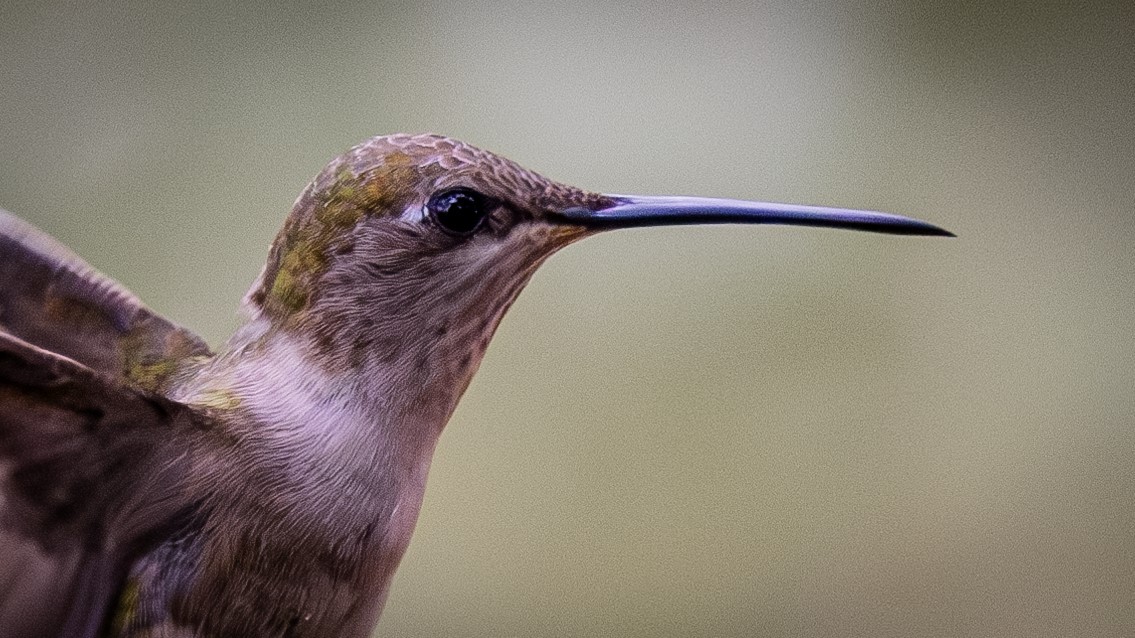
[401, 204, 427, 223]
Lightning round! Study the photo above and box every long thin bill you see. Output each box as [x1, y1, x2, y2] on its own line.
[559, 195, 954, 237]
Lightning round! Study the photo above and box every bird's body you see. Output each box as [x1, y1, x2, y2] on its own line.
[0, 133, 950, 637]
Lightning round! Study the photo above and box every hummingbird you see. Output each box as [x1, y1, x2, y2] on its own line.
[0, 133, 951, 637]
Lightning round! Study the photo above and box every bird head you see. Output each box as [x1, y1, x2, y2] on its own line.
[242, 133, 949, 409]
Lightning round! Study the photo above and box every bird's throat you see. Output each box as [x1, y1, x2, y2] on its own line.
[167, 319, 479, 631]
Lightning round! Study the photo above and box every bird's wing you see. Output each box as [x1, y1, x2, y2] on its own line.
[0, 212, 207, 636]
[0, 210, 212, 393]
[0, 331, 200, 638]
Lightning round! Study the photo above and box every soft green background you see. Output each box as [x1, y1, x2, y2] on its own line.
[2, 1, 1133, 636]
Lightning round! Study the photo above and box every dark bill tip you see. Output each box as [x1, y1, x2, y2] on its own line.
[559, 195, 954, 237]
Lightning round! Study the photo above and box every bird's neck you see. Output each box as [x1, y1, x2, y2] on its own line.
[171, 313, 483, 628]
[177, 314, 465, 477]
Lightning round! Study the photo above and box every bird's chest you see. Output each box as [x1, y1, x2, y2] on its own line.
[109, 445, 431, 638]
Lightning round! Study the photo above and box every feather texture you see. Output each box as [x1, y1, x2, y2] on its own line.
[0, 211, 211, 392]
[0, 212, 205, 637]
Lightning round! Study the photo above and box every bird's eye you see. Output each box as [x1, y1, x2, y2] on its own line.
[427, 188, 493, 236]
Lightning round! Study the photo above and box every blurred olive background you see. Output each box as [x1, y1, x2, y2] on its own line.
[2, 1, 1133, 636]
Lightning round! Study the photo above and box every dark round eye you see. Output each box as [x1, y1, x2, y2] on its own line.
[427, 188, 493, 236]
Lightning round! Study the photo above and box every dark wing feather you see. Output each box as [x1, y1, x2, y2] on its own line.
[0, 210, 212, 392]
[0, 212, 207, 636]
[0, 332, 199, 638]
